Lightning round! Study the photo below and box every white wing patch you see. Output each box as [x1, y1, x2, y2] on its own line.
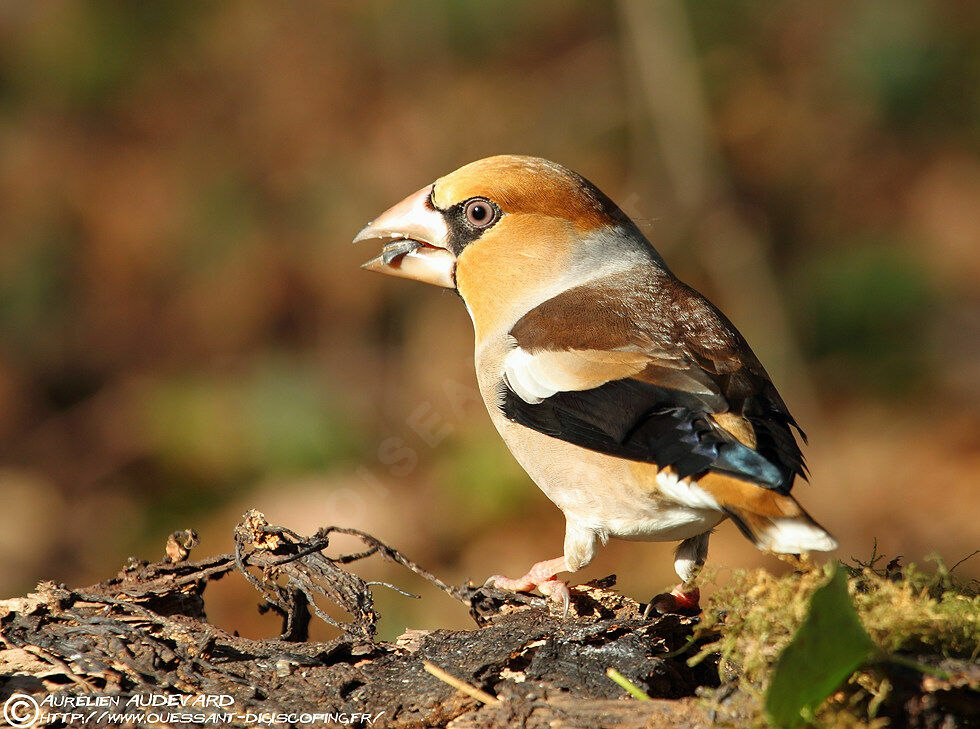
[502, 345, 649, 404]
[502, 348, 557, 403]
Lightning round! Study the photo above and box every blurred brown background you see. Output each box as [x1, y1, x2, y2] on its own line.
[1, 1, 978, 640]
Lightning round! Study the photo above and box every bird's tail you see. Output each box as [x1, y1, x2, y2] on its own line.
[697, 472, 838, 554]
[724, 506, 838, 553]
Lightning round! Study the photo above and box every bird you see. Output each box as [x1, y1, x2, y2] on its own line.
[354, 155, 836, 614]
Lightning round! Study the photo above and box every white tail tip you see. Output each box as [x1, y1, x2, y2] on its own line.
[757, 517, 838, 554]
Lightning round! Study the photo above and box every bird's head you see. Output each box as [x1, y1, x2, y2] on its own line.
[355, 155, 661, 335]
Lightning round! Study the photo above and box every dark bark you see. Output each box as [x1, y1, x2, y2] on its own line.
[0, 510, 721, 728]
[2, 511, 973, 728]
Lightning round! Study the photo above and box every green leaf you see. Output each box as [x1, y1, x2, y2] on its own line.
[765, 565, 876, 728]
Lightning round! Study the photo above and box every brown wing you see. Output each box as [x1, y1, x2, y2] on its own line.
[502, 268, 806, 492]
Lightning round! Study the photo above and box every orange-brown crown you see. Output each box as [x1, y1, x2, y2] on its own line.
[432, 155, 626, 233]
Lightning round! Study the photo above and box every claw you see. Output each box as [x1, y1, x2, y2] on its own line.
[537, 578, 571, 617]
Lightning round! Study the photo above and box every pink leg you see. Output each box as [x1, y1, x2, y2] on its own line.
[485, 557, 572, 614]
[648, 534, 706, 615]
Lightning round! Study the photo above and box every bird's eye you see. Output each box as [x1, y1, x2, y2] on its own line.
[463, 198, 498, 228]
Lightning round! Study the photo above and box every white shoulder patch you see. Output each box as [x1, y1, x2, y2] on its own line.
[502, 344, 650, 404]
[502, 347, 558, 403]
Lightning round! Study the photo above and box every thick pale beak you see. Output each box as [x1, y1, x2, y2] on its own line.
[354, 185, 456, 288]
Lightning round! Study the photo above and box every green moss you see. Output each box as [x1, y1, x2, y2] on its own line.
[691, 555, 978, 728]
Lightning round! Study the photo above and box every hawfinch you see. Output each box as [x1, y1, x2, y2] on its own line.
[355, 155, 836, 613]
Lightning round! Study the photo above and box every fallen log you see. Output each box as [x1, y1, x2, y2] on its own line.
[0, 510, 723, 728]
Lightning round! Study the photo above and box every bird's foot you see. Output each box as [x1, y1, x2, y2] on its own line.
[484, 556, 571, 616]
[648, 585, 701, 616]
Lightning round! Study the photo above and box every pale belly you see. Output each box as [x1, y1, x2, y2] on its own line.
[489, 407, 723, 542]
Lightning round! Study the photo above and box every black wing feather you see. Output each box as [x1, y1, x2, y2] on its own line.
[500, 377, 795, 493]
